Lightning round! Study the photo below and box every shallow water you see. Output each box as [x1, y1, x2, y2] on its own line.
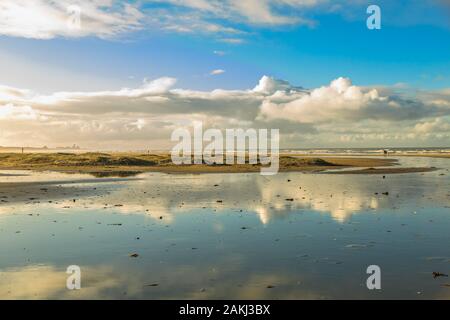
[0, 157, 449, 299]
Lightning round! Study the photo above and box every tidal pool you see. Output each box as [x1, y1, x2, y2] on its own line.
[0, 157, 449, 299]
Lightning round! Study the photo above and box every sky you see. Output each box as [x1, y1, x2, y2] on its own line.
[0, 0, 449, 150]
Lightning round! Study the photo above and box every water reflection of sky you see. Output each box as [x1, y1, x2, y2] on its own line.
[0, 157, 449, 299]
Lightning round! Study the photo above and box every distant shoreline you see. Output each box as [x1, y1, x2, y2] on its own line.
[2, 147, 450, 155]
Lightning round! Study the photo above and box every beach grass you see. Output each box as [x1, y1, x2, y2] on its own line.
[0, 152, 403, 174]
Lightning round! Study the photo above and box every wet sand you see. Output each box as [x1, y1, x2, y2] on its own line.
[329, 167, 439, 174]
[0, 177, 139, 205]
[0, 157, 449, 299]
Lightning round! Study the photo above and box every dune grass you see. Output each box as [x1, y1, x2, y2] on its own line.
[0, 152, 399, 174]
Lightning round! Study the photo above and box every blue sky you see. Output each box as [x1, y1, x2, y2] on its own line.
[1, 0, 449, 92]
[0, 0, 449, 149]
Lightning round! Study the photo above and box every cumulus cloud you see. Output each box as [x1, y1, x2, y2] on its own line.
[258, 77, 448, 124]
[253, 75, 306, 94]
[0, 76, 449, 149]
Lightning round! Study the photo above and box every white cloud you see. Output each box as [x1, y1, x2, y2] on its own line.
[414, 118, 450, 135]
[156, 12, 245, 35]
[228, 0, 298, 25]
[0, 104, 41, 120]
[0, 0, 143, 39]
[253, 75, 302, 94]
[0, 85, 31, 100]
[210, 69, 226, 75]
[258, 77, 448, 124]
[218, 38, 245, 44]
[159, 0, 321, 26]
[160, 0, 221, 12]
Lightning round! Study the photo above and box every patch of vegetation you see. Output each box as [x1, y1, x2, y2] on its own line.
[279, 157, 338, 167]
[0, 152, 393, 173]
[0, 153, 168, 167]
